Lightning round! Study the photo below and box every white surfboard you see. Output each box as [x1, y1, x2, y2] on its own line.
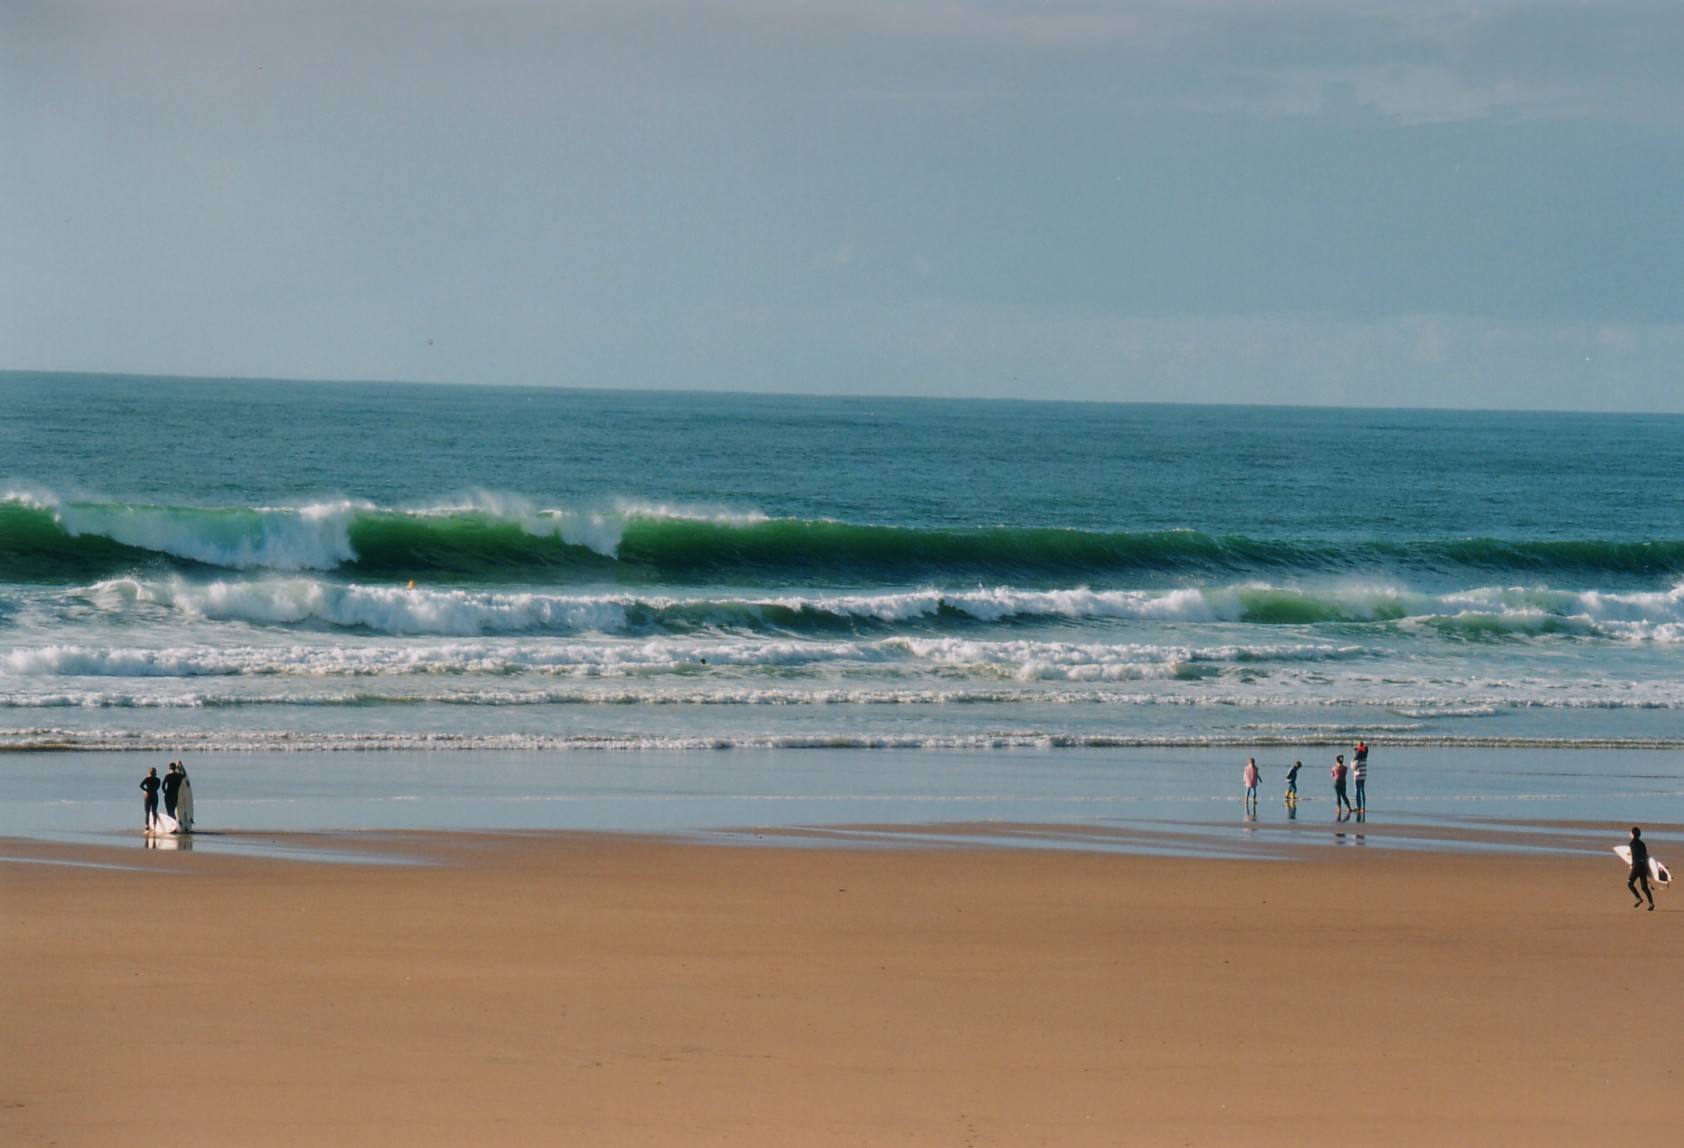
[178, 778, 194, 832]
[1614, 845, 1670, 886]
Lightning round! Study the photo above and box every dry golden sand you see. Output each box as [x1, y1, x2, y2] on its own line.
[2, 831, 1680, 1146]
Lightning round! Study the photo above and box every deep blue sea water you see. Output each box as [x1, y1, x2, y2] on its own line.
[4, 371, 1684, 758]
[3, 372, 1684, 853]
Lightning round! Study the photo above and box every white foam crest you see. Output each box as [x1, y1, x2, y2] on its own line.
[884, 636, 1355, 682]
[6, 728, 1684, 753]
[669, 587, 1315, 626]
[424, 491, 769, 559]
[98, 577, 633, 636]
[432, 491, 625, 559]
[56, 565, 1684, 641]
[1568, 583, 1684, 640]
[1370, 584, 1684, 641]
[1, 645, 233, 678]
[1, 488, 61, 512]
[598, 496, 769, 529]
[749, 590, 947, 622]
[926, 582, 1684, 629]
[941, 586, 1216, 622]
[0, 684, 1439, 709]
[0, 634, 878, 678]
[14, 676, 1673, 711]
[0, 690, 209, 708]
[54, 500, 367, 571]
[76, 579, 1277, 637]
[0, 629, 1375, 681]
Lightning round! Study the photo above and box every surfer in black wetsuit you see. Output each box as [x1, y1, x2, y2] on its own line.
[140, 767, 162, 830]
[1628, 827, 1655, 911]
[161, 761, 185, 820]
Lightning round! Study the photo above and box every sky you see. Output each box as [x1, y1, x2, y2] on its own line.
[3, 1, 1682, 411]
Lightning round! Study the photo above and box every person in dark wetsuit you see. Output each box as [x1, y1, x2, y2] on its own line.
[140, 767, 162, 830]
[160, 761, 185, 820]
[1628, 826, 1655, 911]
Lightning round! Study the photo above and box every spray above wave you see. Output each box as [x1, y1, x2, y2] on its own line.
[8, 491, 1684, 587]
[0, 491, 749, 579]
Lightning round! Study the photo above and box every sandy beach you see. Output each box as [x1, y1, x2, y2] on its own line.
[3, 830, 1679, 1147]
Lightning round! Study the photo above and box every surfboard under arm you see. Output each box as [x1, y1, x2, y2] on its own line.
[1614, 845, 1671, 886]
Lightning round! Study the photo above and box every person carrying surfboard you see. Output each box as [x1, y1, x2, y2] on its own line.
[161, 761, 185, 821]
[1628, 827, 1656, 911]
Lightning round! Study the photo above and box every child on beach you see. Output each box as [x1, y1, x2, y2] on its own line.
[1285, 760, 1301, 806]
[1243, 758, 1261, 813]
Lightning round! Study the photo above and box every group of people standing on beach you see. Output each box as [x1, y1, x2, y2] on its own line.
[139, 760, 192, 833]
[1245, 740, 1369, 819]
[1246, 748, 1666, 913]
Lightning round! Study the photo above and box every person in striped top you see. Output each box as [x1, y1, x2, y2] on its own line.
[1351, 741, 1369, 813]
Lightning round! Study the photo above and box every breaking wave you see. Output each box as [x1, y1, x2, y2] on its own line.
[7, 491, 1684, 588]
[37, 575, 1684, 641]
[4, 728, 1682, 752]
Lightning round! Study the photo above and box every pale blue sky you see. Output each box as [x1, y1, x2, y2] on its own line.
[3, 1, 1682, 410]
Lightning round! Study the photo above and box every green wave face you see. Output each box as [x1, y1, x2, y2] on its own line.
[0, 502, 165, 581]
[6, 494, 1684, 589]
[346, 513, 617, 579]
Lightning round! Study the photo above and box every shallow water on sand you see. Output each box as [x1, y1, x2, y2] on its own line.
[3, 746, 1679, 862]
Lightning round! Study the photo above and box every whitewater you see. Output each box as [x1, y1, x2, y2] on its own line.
[4, 372, 1684, 754]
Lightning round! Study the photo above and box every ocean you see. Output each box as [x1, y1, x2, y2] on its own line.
[3, 372, 1683, 847]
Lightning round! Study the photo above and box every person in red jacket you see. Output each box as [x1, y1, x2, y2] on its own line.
[1330, 754, 1353, 819]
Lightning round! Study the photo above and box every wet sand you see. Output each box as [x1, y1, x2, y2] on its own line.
[2, 830, 1680, 1146]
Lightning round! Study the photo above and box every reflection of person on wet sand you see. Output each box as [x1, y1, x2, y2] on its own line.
[139, 767, 161, 830]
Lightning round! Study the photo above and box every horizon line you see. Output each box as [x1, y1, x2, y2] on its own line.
[1, 366, 1676, 420]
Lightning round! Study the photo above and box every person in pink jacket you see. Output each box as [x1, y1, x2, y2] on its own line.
[1243, 757, 1261, 814]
